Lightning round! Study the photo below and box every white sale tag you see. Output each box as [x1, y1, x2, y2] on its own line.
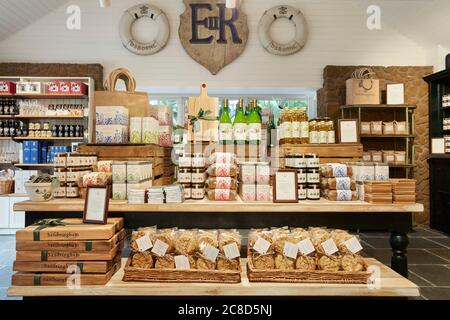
[321, 239, 339, 256]
[297, 239, 315, 256]
[175, 255, 191, 270]
[344, 236, 363, 254]
[151, 239, 169, 257]
[253, 237, 271, 254]
[223, 243, 240, 259]
[283, 242, 299, 259]
[203, 244, 220, 262]
[135, 235, 152, 252]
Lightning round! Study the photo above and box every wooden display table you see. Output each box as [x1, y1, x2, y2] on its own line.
[8, 258, 419, 298]
[14, 199, 423, 278]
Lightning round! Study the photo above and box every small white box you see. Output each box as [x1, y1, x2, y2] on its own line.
[142, 117, 159, 144]
[240, 184, 256, 201]
[113, 184, 127, 200]
[130, 117, 143, 144]
[387, 84, 404, 105]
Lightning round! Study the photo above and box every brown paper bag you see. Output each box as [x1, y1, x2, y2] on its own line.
[93, 68, 150, 142]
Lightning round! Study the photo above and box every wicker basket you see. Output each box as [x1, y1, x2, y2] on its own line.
[0, 180, 14, 195]
[247, 252, 373, 284]
[122, 256, 241, 283]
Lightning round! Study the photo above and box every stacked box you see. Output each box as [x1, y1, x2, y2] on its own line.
[112, 161, 153, 200]
[12, 218, 125, 286]
[96, 106, 129, 144]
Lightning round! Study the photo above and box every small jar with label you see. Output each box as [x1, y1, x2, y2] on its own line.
[43, 122, 50, 131]
[297, 169, 307, 184]
[290, 154, 307, 168]
[306, 169, 320, 184]
[66, 184, 79, 198]
[192, 153, 206, 168]
[309, 119, 319, 144]
[326, 118, 335, 144]
[182, 184, 192, 199]
[305, 153, 320, 168]
[298, 184, 307, 200]
[191, 168, 206, 184]
[191, 183, 205, 200]
[318, 119, 328, 144]
[178, 168, 192, 183]
[307, 184, 321, 200]
[178, 155, 192, 168]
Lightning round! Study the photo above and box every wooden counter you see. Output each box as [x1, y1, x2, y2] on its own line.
[14, 198, 424, 213]
[7, 258, 419, 298]
[14, 198, 423, 278]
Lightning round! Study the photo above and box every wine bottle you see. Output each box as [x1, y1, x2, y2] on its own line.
[248, 99, 262, 145]
[233, 99, 247, 145]
[219, 99, 233, 145]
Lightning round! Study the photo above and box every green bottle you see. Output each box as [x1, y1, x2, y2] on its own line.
[248, 99, 262, 145]
[233, 99, 247, 145]
[267, 111, 276, 148]
[219, 99, 233, 145]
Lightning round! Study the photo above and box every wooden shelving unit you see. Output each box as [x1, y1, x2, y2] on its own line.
[14, 163, 55, 168]
[341, 104, 416, 178]
[0, 93, 87, 99]
[14, 115, 85, 119]
[13, 137, 84, 141]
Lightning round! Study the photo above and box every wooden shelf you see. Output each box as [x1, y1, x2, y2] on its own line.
[0, 93, 87, 99]
[429, 154, 450, 159]
[14, 198, 424, 213]
[0, 115, 14, 119]
[389, 164, 415, 168]
[341, 104, 417, 110]
[7, 258, 419, 298]
[15, 115, 85, 119]
[360, 134, 415, 138]
[14, 137, 84, 141]
[14, 163, 54, 168]
[0, 137, 13, 140]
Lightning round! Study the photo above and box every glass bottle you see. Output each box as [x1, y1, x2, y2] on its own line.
[233, 99, 248, 145]
[300, 108, 309, 144]
[267, 111, 276, 148]
[0, 121, 4, 137]
[291, 107, 301, 144]
[219, 98, 233, 145]
[248, 99, 262, 145]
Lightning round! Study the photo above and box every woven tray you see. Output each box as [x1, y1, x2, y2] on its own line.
[247, 254, 373, 284]
[122, 257, 241, 283]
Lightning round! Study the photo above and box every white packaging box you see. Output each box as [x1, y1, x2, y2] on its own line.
[113, 183, 127, 200]
[130, 117, 143, 144]
[256, 184, 271, 201]
[112, 162, 127, 183]
[240, 162, 256, 184]
[96, 125, 129, 144]
[142, 117, 159, 144]
[358, 163, 375, 182]
[387, 84, 405, 105]
[240, 183, 256, 201]
[374, 164, 389, 181]
[96, 106, 129, 126]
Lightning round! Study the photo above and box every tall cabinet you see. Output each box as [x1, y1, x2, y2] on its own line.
[424, 70, 450, 234]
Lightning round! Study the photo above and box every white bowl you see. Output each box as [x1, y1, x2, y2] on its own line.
[25, 182, 53, 202]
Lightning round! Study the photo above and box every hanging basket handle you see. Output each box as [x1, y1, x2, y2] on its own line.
[103, 68, 137, 93]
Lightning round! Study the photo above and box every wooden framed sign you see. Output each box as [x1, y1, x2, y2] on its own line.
[338, 119, 360, 143]
[273, 170, 298, 203]
[83, 186, 110, 225]
[179, 0, 249, 75]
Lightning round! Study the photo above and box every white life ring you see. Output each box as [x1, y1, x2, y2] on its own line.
[119, 4, 170, 56]
[258, 5, 308, 56]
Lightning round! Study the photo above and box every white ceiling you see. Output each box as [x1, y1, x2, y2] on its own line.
[0, 0, 69, 42]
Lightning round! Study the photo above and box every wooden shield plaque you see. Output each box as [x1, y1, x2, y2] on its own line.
[179, 0, 249, 75]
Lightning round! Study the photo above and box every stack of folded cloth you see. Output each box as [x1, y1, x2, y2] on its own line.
[320, 163, 357, 201]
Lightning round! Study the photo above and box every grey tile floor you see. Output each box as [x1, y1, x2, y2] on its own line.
[0, 225, 449, 300]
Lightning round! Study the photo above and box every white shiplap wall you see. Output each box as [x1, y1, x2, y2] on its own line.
[0, 0, 429, 90]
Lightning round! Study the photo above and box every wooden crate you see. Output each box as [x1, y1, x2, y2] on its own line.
[247, 254, 372, 284]
[12, 262, 120, 286]
[122, 257, 241, 283]
[185, 143, 269, 161]
[16, 229, 125, 252]
[13, 254, 122, 274]
[279, 144, 363, 158]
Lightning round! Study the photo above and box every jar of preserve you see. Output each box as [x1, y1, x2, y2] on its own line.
[293, 154, 307, 168]
[178, 155, 192, 168]
[192, 153, 206, 168]
[291, 108, 301, 144]
[309, 119, 319, 144]
[43, 122, 50, 130]
[326, 118, 335, 144]
[307, 184, 321, 200]
[191, 183, 205, 200]
[299, 108, 309, 144]
[305, 153, 320, 168]
[306, 169, 320, 184]
[178, 168, 192, 183]
[182, 184, 192, 199]
[297, 169, 307, 184]
[191, 168, 206, 184]
[318, 119, 328, 144]
[66, 184, 79, 198]
[298, 184, 307, 200]
[279, 110, 292, 145]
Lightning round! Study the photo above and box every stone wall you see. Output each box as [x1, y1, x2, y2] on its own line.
[318, 65, 433, 224]
[0, 63, 103, 90]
